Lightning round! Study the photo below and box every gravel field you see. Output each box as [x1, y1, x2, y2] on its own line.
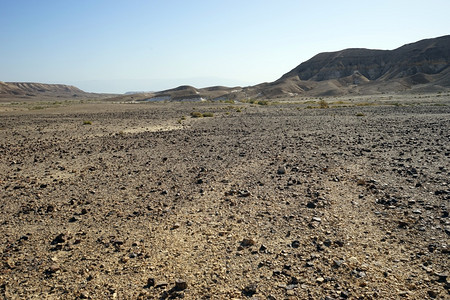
[1, 98, 449, 299]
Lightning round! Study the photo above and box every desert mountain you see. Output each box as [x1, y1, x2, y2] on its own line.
[2, 35, 449, 102]
[129, 35, 449, 101]
[254, 35, 450, 97]
[0, 82, 84, 97]
[0, 82, 116, 101]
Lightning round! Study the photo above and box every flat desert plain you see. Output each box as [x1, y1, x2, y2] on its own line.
[0, 95, 449, 299]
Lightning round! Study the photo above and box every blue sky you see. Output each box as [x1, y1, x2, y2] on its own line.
[1, 0, 449, 93]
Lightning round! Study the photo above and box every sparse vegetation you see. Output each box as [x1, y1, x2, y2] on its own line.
[190, 112, 203, 118]
[318, 99, 329, 109]
[190, 112, 214, 118]
[83, 120, 92, 125]
[356, 112, 366, 117]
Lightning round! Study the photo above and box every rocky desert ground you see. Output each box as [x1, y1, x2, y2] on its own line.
[0, 94, 449, 299]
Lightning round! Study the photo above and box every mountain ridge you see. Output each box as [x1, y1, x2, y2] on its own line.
[2, 35, 449, 101]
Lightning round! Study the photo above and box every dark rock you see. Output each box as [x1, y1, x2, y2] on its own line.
[241, 238, 256, 247]
[307, 201, 317, 208]
[146, 277, 155, 287]
[434, 272, 448, 282]
[277, 166, 286, 175]
[155, 281, 169, 288]
[334, 240, 344, 247]
[242, 283, 257, 297]
[171, 223, 181, 230]
[51, 233, 66, 245]
[427, 290, 438, 298]
[291, 240, 300, 248]
[175, 279, 188, 291]
[259, 244, 267, 252]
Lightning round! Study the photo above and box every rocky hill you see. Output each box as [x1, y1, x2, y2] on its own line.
[0, 82, 115, 101]
[252, 35, 450, 98]
[281, 35, 450, 82]
[3, 35, 449, 102]
[127, 35, 450, 101]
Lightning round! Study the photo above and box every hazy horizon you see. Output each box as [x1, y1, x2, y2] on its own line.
[1, 0, 449, 94]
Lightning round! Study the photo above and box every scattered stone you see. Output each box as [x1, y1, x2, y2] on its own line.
[46, 264, 60, 274]
[277, 166, 286, 175]
[238, 190, 251, 197]
[155, 281, 169, 288]
[175, 279, 188, 291]
[146, 278, 155, 287]
[427, 290, 438, 298]
[291, 240, 300, 248]
[307, 201, 317, 208]
[171, 223, 181, 230]
[240, 238, 256, 247]
[51, 233, 66, 245]
[242, 283, 257, 297]
[316, 277, 325, 284]
[332, 259, 343, 268]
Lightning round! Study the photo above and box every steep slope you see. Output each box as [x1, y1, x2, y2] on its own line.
[280, 35, 450, 82]
[257, 35, 450, 97]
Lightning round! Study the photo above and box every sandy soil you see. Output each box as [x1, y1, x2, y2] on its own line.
[0, 97, 449, 299]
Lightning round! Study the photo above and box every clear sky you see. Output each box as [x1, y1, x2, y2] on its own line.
[1, 0, 449, 93]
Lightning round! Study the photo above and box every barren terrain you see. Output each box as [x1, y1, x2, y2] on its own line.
[0, 95, 449, 299]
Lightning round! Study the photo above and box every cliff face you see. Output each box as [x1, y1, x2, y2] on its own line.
[280, 35, 450, 82]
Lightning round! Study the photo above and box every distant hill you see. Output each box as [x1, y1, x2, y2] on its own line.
[3, 35, 449, 102]
[108, 85, 242, 102]
[0, 82, 116, 101]
[127, 35, 450, 101]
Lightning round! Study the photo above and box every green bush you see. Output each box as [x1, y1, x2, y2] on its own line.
[83, 120, 92, 125]
[190, 112, 203, 118]
[318, 99, 329, 109]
